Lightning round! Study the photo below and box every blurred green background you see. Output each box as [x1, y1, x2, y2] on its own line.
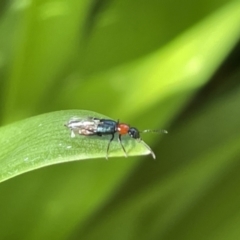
[1, 0, 240, 239]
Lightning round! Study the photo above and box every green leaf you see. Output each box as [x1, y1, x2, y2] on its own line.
[0, 110, 154, 183]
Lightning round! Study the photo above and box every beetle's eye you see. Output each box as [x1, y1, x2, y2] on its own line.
[128, 127, 140, 139]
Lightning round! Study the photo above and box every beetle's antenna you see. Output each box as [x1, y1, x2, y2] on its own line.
[141, 129, 168, 134]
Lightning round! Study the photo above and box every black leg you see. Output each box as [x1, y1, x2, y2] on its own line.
[106, 133, 115, 159]
[118, 134, 127, 157]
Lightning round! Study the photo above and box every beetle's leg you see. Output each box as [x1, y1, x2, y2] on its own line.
[118, 134, 127, 157]
[106, 133, 115, 159]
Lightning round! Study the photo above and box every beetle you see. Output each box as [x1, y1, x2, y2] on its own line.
[65, 117, 166, 159]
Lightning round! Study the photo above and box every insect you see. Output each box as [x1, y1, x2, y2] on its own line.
[65, 117, 167, 159]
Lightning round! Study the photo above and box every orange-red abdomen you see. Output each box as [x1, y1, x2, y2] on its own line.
[117, 123, 130, 135]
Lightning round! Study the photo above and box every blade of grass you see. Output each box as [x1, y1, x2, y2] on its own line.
[0, 110, 154, 183]
[58, 0, 240, 123]
[1, 1, 92, 123]
[73, 69, 240, 240]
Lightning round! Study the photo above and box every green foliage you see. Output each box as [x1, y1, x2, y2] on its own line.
[0, 0, 240, 239]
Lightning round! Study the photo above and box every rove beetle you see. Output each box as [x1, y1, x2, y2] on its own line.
[65, 117, 167, 159]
